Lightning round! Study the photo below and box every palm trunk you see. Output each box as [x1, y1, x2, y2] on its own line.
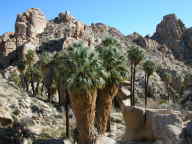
[132, 65, 136, 106]
[144, 74, 149, 109]
[48, 87, 52, 103]
[69, 89, 97, 144]
[167, 83, 170, 103]
[96, 84, 118, 135]
[41, 83, 44, 96]
[31, 80, 35, 96]
[35, 82, 40, 96]
[144, 74, 149, 122]
[130, 64, 133, 106]
[106, 118, 111, 132]
[58, 83, 66, 105]
[65, 91, 70, 138]
[144, 74, 147, 109]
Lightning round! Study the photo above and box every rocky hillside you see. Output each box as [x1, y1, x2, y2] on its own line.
[1, 8, 192, 108]
[1, 8, 192, 144]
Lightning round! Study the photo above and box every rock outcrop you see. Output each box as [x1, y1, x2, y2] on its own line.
[15, 8, 47, 39]
[0, 32, 16, 56]
[121, 105, 183, 144]
[151, 14, 187, 60]
[152, 14, 185, 43]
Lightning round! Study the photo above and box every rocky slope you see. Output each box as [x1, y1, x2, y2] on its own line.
[1, 8, 192, 102]
[0, 8, 192, 144]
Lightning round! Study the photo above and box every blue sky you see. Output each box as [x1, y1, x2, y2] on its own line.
[0, 0, 191, 36]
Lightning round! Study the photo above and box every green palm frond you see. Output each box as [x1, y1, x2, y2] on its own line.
[128, 46, 144, 66]
[143, 60, 156, 77]
[53, 42, 106, 92]
[97, 38, 129, 85]
[25, 50, 35, 66]
[40, 52, 53, 65]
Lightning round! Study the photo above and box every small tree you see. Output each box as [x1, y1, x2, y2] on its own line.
[163, 71, 173, 103]
[17, 60, 27, 90]
[128, 46, 144, 106]
[143, 60, 156, 112]
[25, 50, 35, 66]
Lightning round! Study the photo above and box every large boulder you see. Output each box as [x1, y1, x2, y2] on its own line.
[121, 105, 183, 144]
[0, 106, 13, 127]
[96, 136, 118, 144]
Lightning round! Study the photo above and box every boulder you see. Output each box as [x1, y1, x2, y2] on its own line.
[75, 21, 85, 39]
[96, 136, 118, 144]
[0, 106, 13, 127]
[121, 105, 183, 144]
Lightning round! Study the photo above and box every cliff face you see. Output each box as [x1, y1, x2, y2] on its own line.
[152, 14, 185, 43]
[0, 8, 126, 68]
[151, 14, 192, 62]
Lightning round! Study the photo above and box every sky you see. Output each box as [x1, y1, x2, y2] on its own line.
[0, 0, 191, 36]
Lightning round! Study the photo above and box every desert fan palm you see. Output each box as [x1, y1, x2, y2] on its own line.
[143, 60, 156, 119]
[128, 46, 144, 106]
[96, 38, 128, 135]
[58, 42, 105, 144]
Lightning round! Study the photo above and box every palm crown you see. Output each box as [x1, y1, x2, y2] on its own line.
[57, 42, 106, 92]
[96, 38, 128, 85]
[128, 46, 144, 66]
[143, 60, 156, 76]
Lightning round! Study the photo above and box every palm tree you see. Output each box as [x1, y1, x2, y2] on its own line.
[59, 42, 105, 144]
[128, 46, 144, 106]
[31, 64, 43, 96]
[25, 50, 35, 66]
[21, 50, 36, 94]
[17, 60, 27, 90]
[163, 71, 172, 103]
[143, 60, 156, 115]
[39, 52, 56, 101]
[39, 51, 53, 74]
[95, 38, 128, 135]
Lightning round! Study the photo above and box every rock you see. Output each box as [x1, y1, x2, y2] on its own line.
[0, 32, 16, 56]
[63, 37, 77, 49]
[54, 11, 75, 24]
[15, 8, 47, 38]
[127, 33, 160, 49]
[18, 39, 39, 63]
[180, 121, 192, 144]
[151, 14, 186, 60]
[121, 105, 183, 144]
[2, 66, 19, 79]
[0, 106, 13, 127]
[181, 27, 192, 60]
[96, 136, 118, 144]
[152, 14, 185, 43]
[75, 21, 85, 39]
[33, 139, 66, 144]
